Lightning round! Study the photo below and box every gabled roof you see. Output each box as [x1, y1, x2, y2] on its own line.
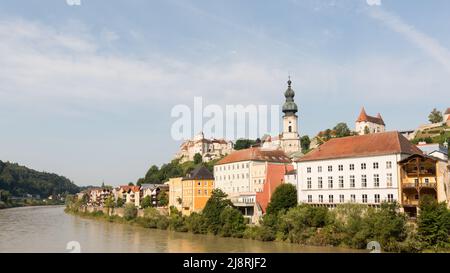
[296, 131, 422, 162]
[183, 166, 214, 180]
[356, 107, 385, 126]
[217, 147, 291, 165]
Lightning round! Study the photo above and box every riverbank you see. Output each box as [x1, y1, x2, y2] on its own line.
[65, 202, 450, 253]
[0, 200, 64, 210]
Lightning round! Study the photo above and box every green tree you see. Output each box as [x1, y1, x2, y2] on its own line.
[266, 184, 297, 215]
[193, 153, 203, 164]
[417, 195, 450, 248]
[141, 196, 152, 208]
[300, 135, 311, 152]
[364, 126, 370, 135]
[104, 196, 115, 215]
[128, 182, 134, 186]
[158, 191, 169, 207]
[219, 207, 246, 238]
[234, 139, 257, 150]
[428, 108, 443, 123]
[186, 212, 207, 234]
[202, 189, 234, 234]
[116, 197, 125, 207]
[0, 190, 10, 203]
[333, 122, 351, 138]
[123, 203, 138, 221]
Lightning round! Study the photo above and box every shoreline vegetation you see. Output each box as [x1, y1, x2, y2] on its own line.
[0, 199, 65, 210]
[66, 186, 450, 253]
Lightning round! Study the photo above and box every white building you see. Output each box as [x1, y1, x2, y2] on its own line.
[416, 143, 448, 161]
[175, 132, 234, 163]
[355, 107, 386, 135]
[295, 131, 423, 207]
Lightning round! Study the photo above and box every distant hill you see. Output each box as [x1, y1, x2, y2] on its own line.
[0, 160, 79, 198]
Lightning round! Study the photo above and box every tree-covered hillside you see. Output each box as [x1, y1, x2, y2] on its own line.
[0, 160, 79, 197]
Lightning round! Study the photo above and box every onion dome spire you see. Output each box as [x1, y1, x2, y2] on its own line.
[282, 76, 298, 116]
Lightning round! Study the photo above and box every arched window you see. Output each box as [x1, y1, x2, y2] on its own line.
[288, 126, 292, 132]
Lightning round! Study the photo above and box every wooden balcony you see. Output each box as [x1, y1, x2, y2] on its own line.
[402, 182, 437, 189]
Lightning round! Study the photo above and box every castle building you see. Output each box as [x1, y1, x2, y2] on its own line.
[355, 107, 386, 135]
[175, 132, 234, 163]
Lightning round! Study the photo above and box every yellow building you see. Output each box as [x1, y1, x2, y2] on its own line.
[181, 166, 215, 216]
[168, 177, 183, 211]
[399, 154, 450, 218]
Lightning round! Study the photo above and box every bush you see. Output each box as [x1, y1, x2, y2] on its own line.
[186, 212, 207, 234]
[418, 195, 450, 249]
[124, 204, 137, 221]
[256, 226, 276, 241]
[156, 216, 170, 230]
[219, 207, 246, 238]
[169, 211, 188, 232]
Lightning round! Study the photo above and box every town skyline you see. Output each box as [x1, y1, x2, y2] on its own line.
[0, 0, 449, 186]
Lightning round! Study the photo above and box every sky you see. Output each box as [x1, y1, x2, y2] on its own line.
[0, 0, 449, 186]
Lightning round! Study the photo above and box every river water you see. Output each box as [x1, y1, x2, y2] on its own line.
[0, 206, 365, 253]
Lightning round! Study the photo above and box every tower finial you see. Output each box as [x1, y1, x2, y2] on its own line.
[287, 75, 292, 87]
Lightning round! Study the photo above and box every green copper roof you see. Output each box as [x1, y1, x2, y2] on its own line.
[282, 79, 298, 115]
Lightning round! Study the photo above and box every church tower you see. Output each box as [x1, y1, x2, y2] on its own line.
[280, 78, 301, 154]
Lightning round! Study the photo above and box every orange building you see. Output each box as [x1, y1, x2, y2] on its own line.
[256, 163, 295, 214]
[181, 166, 215, 216]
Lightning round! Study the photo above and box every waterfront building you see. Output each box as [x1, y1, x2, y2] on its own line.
[295, 131, 423, 207]
[168, 177, 183, 211]
[214, 147, 292, 222]
[444, 108, 450, 123]
[88, 188, 112, 207]
[175, 132, 234, 163]
[181, 166, 214, 216]
[355, 107, 386, 135]
[398, 153, 450, 217]
[141, 183, 169, 207]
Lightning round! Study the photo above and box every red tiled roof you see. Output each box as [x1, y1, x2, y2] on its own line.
[296, 131, 422, 162]
[356, 107, 385, 125]
[445, 108, 450, 115]
[217, 147, 291, 165]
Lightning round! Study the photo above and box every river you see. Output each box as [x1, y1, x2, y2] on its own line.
[0, 206, 365, 253]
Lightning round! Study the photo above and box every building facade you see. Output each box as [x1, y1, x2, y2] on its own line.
[181, 166, 215, 216]
[295, 132, 423, 207]
[399, 154, 450, 217]
[214, 147, 292, 222]
[355, 107, 386, 135]
[168, 177, 183, 211]
[175, 132, 234, 163]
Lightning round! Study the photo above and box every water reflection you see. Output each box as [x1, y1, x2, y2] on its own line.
[0, 206, 365, 253]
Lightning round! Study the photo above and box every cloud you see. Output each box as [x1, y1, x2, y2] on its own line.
[366, 0, 382, 6]
[368, 8, 450, 74]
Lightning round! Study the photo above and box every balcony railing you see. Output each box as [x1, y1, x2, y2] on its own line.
[402, 182, 437, 189]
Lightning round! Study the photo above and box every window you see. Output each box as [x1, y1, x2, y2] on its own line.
[350, 175, 355, 188]
[425, 178, 429, 184]
[361, 175, 367, 188]
[387, 194, 394, 203]
[338, 165, 343, 171]
[340, 195, 345, 203]
[197, 182, 201, 186]
[204, 181, 208, 186]
[329, 195, 334, 203]
[349, 164, 355, 171]
[386, 161, 392, 169]
[339, 176, 344, 188]
[318, 177, 323, 189]
[308, 195, 312, 203]
[319, 195, 323, 203]
[361, 163, 366, 170]
[351, 194, 356, 203]
[198, 190, 201, 194]
[374, 174, 380, 187]
[318, 166, 322, 173]
[307, 167, 311, 173]
[387, 173, 393, 187]
[362, 194, 368, 203]
[373, 162, 379, 169]
[328, 176, 333, 189]
[307, 178, 312, 189]
[374, 194, 380, 203]
[328, 166, 333, 172]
